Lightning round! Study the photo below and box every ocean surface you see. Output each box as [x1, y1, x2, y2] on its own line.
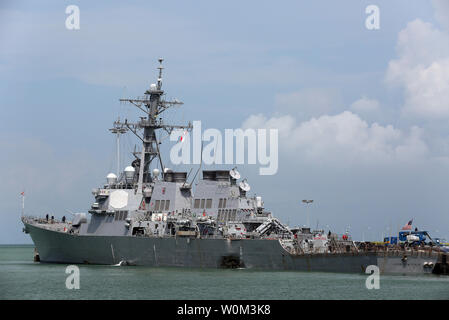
[1, 245, 448, 300]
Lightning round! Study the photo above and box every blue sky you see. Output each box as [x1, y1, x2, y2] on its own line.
[1, 0, 449, 243]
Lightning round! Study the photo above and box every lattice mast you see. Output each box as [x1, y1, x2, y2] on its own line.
[117, 58, 192, 193]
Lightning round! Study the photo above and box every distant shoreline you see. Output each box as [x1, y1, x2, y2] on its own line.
[0, 244, 33, 246]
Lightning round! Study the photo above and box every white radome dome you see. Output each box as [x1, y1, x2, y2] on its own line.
[124, 166, 135, 182]
[106, 173, 117, 185]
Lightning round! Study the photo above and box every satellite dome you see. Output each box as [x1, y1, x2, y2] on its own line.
[106, 173, 117, 185]
[153, 168, 160, 177]
[124, 166, 135, 182]
[150, 83, 157, 91]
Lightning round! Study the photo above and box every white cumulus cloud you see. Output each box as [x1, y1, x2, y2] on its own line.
[432, 0, 449, 31]
[350, 97, 380, 114]
[386, 19, 449, 119]
[242, 111, 428, 165]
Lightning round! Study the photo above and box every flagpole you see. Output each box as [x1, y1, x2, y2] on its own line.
[21, 192, 25, 217]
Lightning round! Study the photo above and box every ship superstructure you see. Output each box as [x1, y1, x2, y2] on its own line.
[63, 58, 296, 245]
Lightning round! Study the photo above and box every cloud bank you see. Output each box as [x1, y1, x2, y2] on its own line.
[243, 111, 428, 166]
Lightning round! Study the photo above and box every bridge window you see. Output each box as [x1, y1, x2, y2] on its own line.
[231, 209, 236, 220]
[206, 199, 212, 209]
[160, 200, 165, 212]
[114, 210, 128, 221]
[200, 199, 205, 209]
[165, 200, 170, 211]
[154, 200, 160, 211]
[194, 199, 200, 208]
[218, 198, 227, 208]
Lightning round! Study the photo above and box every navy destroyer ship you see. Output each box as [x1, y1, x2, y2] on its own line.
[22, 59, 448, 275]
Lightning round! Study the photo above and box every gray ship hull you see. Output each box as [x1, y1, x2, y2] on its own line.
[25, 222, 384, 273]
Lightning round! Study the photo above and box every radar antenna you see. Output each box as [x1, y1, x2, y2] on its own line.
[229, 167, 241, 180]
[239, 179, 251, 192]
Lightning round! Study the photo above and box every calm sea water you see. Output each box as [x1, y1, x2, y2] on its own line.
[0, 245, 448, 300]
